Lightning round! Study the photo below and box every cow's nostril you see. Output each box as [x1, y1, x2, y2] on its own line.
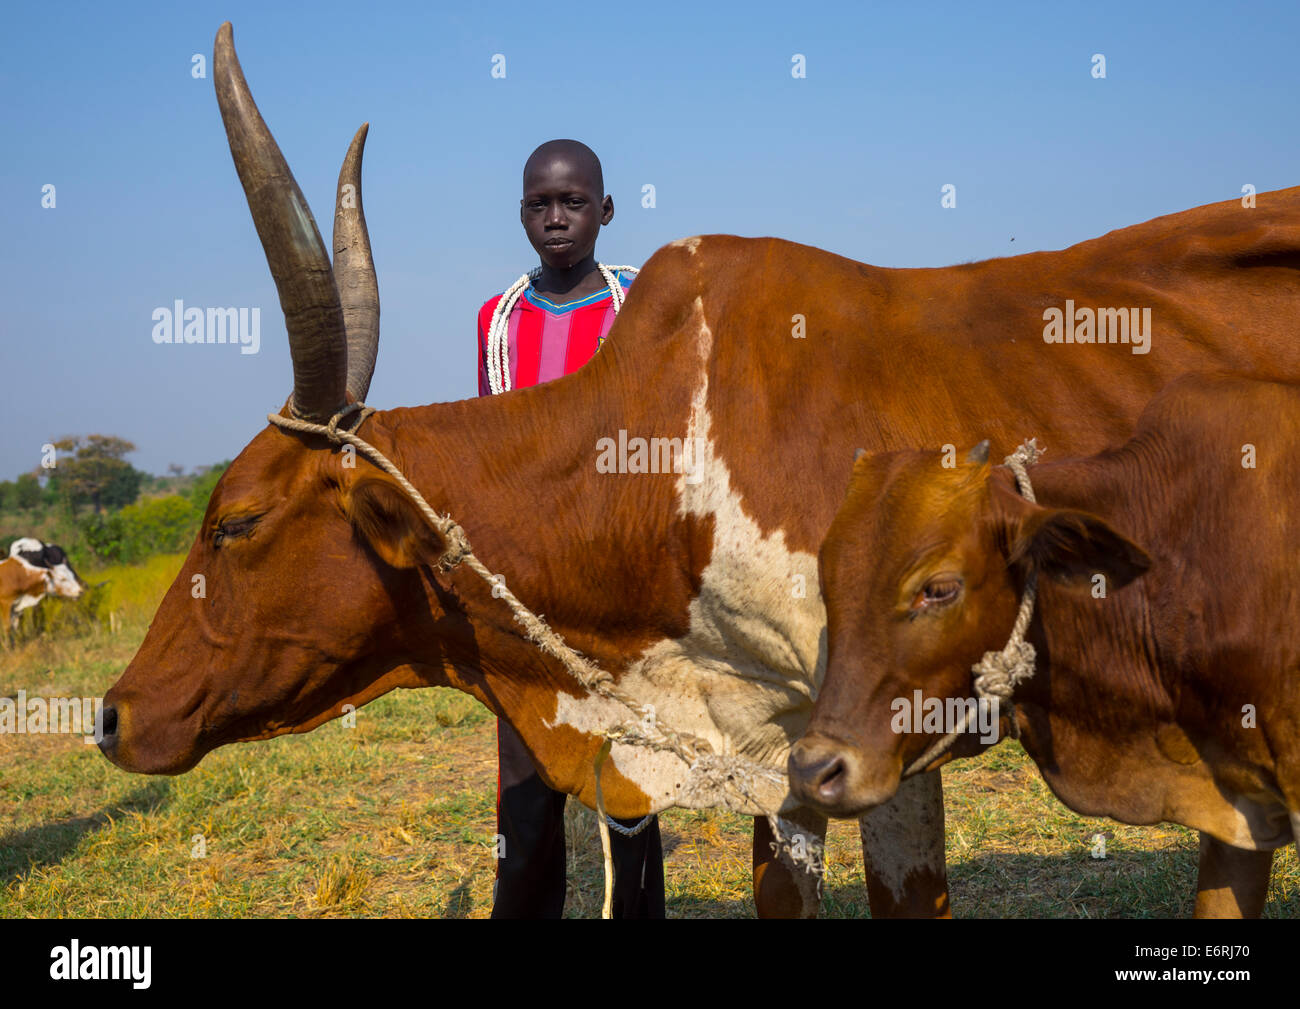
[789, 741, 850, 806]
[99, 704, 118, 740]
[810, 755, 847, 802]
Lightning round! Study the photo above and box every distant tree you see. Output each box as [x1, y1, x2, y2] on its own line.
[187, 462, 231, 513]
[101, 462, 144, 510]
[15, 473, 41, 510]
[45, 435, 143, 514]
[41, 478, 61, 508]
[167, 463, 185, 477]
[0, 480, 15, 512]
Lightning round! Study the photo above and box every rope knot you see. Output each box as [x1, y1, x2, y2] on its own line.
[972, 637, 1037, 700]
[324, 403, 374, 444]
[436, 522, 473, 572]
[1002, 437, 1044, 503]
[1006, 436, 1044, 469]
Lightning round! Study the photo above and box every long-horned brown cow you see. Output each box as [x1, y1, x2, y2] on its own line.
[789, 374, 1300, 917]
[100, 22, 1300, 917]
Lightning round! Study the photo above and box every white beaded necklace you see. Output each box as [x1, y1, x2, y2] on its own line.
[485, 263, 638, 395]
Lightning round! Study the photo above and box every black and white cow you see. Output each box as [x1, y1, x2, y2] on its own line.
[4, 537, 84, 631]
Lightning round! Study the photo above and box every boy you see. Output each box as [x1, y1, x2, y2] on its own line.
[477, 139, 665, 919]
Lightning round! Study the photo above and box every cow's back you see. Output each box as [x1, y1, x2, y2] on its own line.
[615, 189, 1300, 565]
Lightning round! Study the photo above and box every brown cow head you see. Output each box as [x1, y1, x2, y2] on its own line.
[98, 24, 450, 773]
[787, 444, 1150, 818]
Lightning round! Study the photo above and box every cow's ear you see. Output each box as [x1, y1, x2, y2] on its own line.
[346, 476, 447, 570]
[1010, 504, 1151, 588]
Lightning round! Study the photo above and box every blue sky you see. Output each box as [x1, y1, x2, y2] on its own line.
[3, 0, 1297, 477]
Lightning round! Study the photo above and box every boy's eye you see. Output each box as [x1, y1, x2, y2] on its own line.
[909, 578, 962, 611]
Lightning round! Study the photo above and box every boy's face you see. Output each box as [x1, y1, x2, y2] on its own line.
[520, 156, 614, 270]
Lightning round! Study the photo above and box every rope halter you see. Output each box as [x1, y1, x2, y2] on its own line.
[268, 402, 474, 573]
[903, 438, 1044, 777]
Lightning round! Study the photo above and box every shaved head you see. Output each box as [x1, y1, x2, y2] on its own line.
[518, 138, 614, 288]
[523, 139, 603, 194]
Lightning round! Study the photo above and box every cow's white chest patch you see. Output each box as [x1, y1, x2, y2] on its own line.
[549, 298, 827, 813]
[13, 591, 47, 615]
[10, 556, 50, 617]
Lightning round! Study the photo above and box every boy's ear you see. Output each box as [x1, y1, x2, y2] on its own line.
[347, 476, 447, 569]
[991, 477, 1151, 588]
[601, 195, 614, 225]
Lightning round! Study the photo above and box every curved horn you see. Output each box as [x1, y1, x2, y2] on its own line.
[213, 22, 346, 422]
[334, 123, 380, 402]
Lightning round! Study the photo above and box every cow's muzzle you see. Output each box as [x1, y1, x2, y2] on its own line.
[95, 694, 201, 774]
[788, 732, 899, 818]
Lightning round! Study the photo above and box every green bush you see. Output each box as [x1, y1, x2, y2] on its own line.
[79, 511, 129, 562]
[121, 495, 197, 554]
[80, 495, 200, 564]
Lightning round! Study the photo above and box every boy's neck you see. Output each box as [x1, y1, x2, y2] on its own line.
[533, 253, 607, 304]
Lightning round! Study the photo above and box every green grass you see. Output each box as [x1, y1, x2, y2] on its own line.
[1, 559, 1297, 917]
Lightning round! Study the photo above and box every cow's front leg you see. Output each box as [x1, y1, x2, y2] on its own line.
[1193, 832, 1272, 918]
[859, 769, 950, 917]
[752, 807, 826, 918]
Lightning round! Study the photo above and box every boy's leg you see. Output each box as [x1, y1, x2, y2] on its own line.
[491, 719, 568, 918]
[608, 814, 666, 919]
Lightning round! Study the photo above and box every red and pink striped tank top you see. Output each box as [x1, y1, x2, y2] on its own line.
[476, 269, 634, 396]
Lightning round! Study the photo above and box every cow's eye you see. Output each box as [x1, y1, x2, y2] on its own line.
[213, 516, 259, 547]
[910, 578, 962, 611]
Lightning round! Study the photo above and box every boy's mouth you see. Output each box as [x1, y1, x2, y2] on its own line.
[544, 238, 573, 248]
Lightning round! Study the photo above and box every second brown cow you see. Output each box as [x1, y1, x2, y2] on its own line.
[791, 373, 1300, 917]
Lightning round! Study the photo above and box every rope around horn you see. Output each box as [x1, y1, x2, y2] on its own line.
[903, 438, 1044, 778]
[266, 403, 823, 891]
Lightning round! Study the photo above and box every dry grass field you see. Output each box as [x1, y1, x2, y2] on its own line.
[2, 554, 1297, 918]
